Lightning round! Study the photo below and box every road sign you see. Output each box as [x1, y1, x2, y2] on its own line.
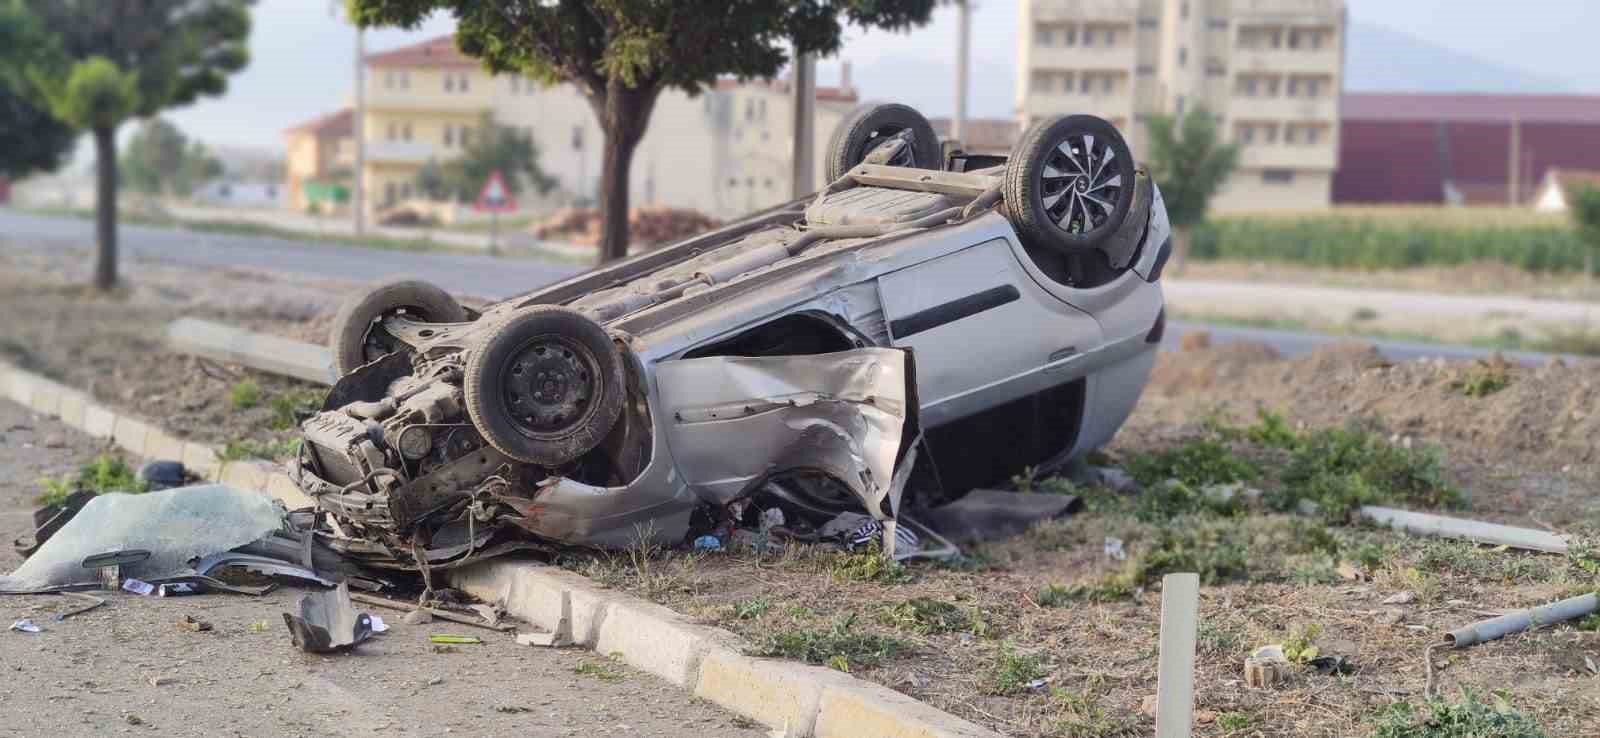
[474, 170, 516, 213]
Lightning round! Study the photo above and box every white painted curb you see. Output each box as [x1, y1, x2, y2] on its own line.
[0, 359, 1007, 737]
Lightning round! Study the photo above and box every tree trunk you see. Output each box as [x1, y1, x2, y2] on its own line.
[597, 132, 639, 263]
[1587, 248, 1595, 283]
[1171, 225, 1191, 276]
[587, 82, 661, 264]
[93, 125, 119, 291]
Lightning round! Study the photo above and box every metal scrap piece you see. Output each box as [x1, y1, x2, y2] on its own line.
[282, 582, 374, 653]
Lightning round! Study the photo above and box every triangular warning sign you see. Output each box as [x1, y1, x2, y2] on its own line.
[474, 170, 516, 212]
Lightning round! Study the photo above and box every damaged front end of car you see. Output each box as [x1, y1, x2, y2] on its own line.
[288, 325, 919, 570]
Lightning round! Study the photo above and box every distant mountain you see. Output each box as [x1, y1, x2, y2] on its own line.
[1345, 21, 1570, 93]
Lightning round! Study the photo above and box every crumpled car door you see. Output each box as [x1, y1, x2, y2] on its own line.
[653, 347, 915, 521]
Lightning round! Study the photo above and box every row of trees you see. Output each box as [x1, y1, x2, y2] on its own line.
[121, 118, 226, 198]
[0, 0, 253, 290]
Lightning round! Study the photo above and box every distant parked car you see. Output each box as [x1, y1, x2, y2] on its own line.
[291, 103, 1171, 568]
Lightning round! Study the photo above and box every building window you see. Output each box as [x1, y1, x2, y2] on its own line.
[758, 98, 767, 120]
[1285, 125, 1298, 144]
[1083, 27, 1095, 47]
[460, 126, 472, 147]
[1287, 77, 1300, 97]
[1237, 124, 1255, 144]
[386, 122, 397, 140]
[1137, 64, 1155, 76]
[1262, 169, 1295, 184]
[1180, 1, 1190, 20]
[1175, 96, 1186, 115]
[444, 74, 454, 93]
[1080, 75, 1092, 94]
[443, 125, 454, 147]
[1208, 18, 1228, 30]
[402, 122, 412, 141]
[1102, 75, 1113, 93]
[459, 73, 469, 92]
[1104, 28, 1116, 46]
[1262, 124, 1279, 144]
[1138, 18, 1157, 29]
[384, 71, 394, 89]
[1178, 47, 1188, 67]
[1064, 26, 1077, 46]
[1035, 27, 1053, 47]
[764, 178, 774, 189]
[510, 76, 520, 94]
[385, 182, 396, 203]
[1207, 62, 1227, 77]
[744, 99, 754, 122]
[400, 71, 409, 89]
[1032, 72, 1053, 93]
[1239, 77, 1258, 96]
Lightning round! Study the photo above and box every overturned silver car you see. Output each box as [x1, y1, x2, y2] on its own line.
[290, 105, 1172, 568]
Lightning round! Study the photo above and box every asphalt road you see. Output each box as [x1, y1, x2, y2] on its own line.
[0, 399, 767, 738]
[1, 207, 1581, 366]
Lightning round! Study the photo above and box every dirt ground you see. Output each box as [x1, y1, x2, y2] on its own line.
[0, 245, 353, 461]
[0, 399, 768, 738]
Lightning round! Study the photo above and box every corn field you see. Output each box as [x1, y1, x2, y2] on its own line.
[1191, 208, 1593, 273]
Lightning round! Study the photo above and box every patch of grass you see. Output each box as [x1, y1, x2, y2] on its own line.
[34, 453, 146, 506]
[1123, 437, 1258, 490]
[1528, 324, 1600, 356]
[1281, 622, 1322, 665]
[1048, 688, 1138, 737]
[731, 596, 771, 621]
[827, 544, 913, 584]
[573, 659, 624, 681]
[1197, 621, 1242, 657]
[1351, 306, 1381, 322]
[1244, 409, 1299, 449]
[217, 437, 301, 461]
[227, 379, 262, 410]
[1368, 690, 1548, 738]
[1449, 361, 1512, 398]
[1217, 712, 1252, 732]
[1270, 422, 1461, 520]
[877, 597, 968, 635]
[267, 387, 323, 430]
[1035, 583, 1074, 607]
[982, 642, 1048, 695]
[746, 613, 902, 672]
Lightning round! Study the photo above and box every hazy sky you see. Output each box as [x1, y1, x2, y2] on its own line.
[154, 0, 1600, 153]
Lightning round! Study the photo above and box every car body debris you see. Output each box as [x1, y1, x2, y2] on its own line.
[283, 582, 374, 653]
[284, 104, 1166, 569]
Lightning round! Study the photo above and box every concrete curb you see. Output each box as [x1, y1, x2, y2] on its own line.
[450, 560, 1007, 738]
[0, 360, 294, 503]
[0, 360, 1006, 738]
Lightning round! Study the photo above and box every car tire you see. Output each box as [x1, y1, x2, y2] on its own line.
[824, 103, 942, 183]
[330, 278, 468, 376]
[463, 306, 625, 467]
[1003, 115, 1137, 254]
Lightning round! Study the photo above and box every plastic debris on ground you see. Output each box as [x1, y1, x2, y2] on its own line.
[1104, 537, 1126, 561]
[9, 618, 42, 633]
[692, 535, 723, 552]
[429, 634, 483, 645]
[282, 582, 375, 653]
[122, 578, 156, 596]
[177, 615, 213, 632]
[370, 615, 388, 633]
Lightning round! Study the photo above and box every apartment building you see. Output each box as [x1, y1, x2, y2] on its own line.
[284, 36, 859, 221]
[1016, 0, 1346, 211]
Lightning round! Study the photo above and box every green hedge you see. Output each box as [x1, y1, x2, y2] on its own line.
[1190, 217, 1590, 273]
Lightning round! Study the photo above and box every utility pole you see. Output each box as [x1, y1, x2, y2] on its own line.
[953, 0, 971, 146]
[1508, 114, 1521, 206]
[353, 26, 367, 235]
[791, 49, 816, 198]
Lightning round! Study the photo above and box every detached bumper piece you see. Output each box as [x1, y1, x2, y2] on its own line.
[283, 582, 374, 653]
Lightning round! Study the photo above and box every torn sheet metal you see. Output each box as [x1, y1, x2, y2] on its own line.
[654, 348, 914, 520]
[0, 485, 282, 593]
[282, 582, 374, 653]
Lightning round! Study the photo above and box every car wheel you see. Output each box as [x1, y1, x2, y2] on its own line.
[330, 278, 468, 376]
[1003, 115, 1136, 253]
[824, 103, 942, 183]
[463, 306, 625, 467]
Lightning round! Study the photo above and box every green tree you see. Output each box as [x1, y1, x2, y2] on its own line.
[416, 115, 556, 203]
[16, 1, 253, 290]
[1568, 184, 1600, 282]
[351, 0, 935, 262]
[1146, 107, 1239, 273]
[122, 118, 186, 196]
[0, 2, 76, 180]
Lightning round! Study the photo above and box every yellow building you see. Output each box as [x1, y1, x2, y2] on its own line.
[284, 36, 860, 221]
[1016, 0, 1346, 211]
[282, 108, 352, 212]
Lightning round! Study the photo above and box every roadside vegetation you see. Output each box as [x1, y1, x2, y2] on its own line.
[1191, 211, 1590, 275]
[560, 407, 1598, 737]
[35, 453, 145, 506]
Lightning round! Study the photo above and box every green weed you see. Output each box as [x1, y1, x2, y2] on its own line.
[731, 596, 771, 621]
[828, 543, 913, 584]
[227, 379, 261, 410]
[982, 642, 1048, 695]
[268, 387, 323, 430]
[1123, 437, 1258, 490]
[34, 454, 146, 506]
[877, 597, 968, 635]
[218, 437, 301, 461]
[1449, 362, 1511, 398]
[746, 613, 902, 671]
[1049, 688, 1138, 737]
[1368, 690, 1547, 738]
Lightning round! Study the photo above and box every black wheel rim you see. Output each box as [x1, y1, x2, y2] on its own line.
[1038, 133, 1124, 235]
[858, 127, 917, 168]
[498, 334, 601, 439]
